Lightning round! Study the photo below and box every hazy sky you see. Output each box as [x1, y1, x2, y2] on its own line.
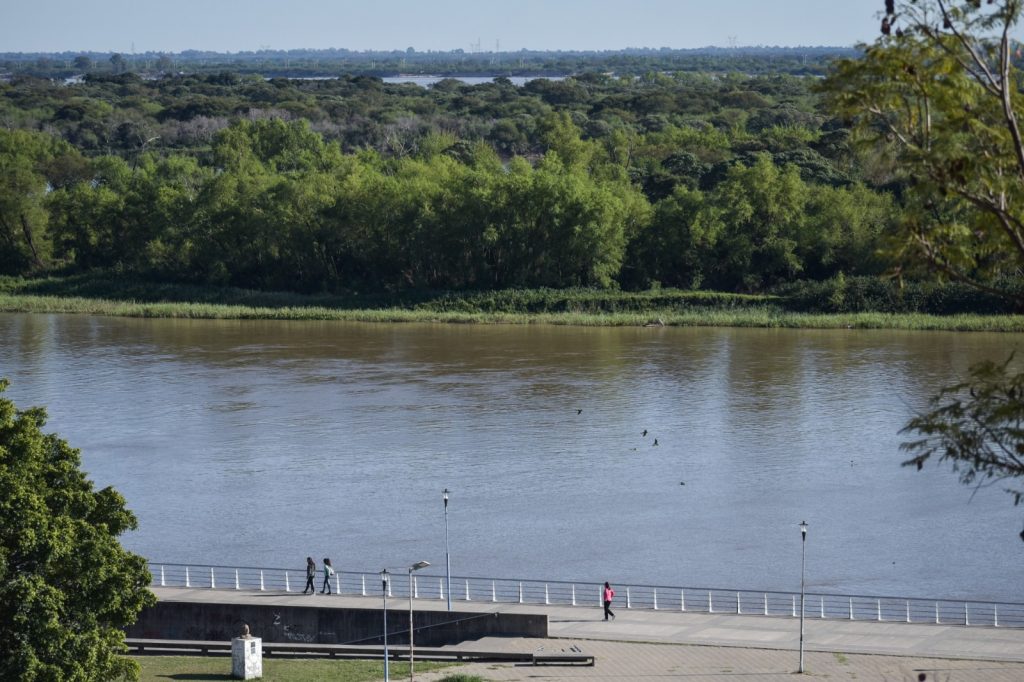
[3, 0, 884, 54]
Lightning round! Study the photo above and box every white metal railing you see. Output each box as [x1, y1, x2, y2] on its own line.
[148, 562, 1024, 628]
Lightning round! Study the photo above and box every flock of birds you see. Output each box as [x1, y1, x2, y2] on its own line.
[575, 409, 682, 485]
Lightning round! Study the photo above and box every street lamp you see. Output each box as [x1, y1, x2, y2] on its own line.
[408, 560, 430, 682]
[799, 520, 808, 674]
[443, 488, 452, 612]
[380, 569, 390, 682]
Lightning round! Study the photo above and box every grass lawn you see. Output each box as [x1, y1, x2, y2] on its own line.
[133, 655, 462, 681]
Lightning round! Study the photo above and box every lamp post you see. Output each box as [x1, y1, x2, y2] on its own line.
[381, 569, 390, 682]
[799, 520, 808, 674]
[443, 488, 451, 612]
[408, 560, 430, 682]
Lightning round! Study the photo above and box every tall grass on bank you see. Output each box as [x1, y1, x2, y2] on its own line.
[3, 293, 1023, 332]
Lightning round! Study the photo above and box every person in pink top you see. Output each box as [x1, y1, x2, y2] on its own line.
[603, 582, 615, 621]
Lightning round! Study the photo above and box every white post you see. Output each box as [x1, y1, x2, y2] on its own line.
[518, 583, 523, 604]
[876, 599, 881, 621]
[260, 570, 265, 591]
[792, 595, 796, 618]
[235, 569, 240, 590]
[626, 587, 631, 609]
[438, 578, 443, 602]
[906, 601, 911, 623]
[361, 574, 366, 596]
[544, 584, 549, 605]
[185, 566, 191, 588]
[413, 576, 418, 599]
[820, 597, 824, 619]
[708, 591, 713, 613]
[571, 584, 576, 606]
[464, 579, 469, 601]
[995, 605, 1000, 627]
[681, 589, 686, 612]
[160, 565, 166, 587]
[653, 588, 658, 610]
[964, 603, 970, 626]
[736, 592, 740, 614]
[849, 598, 854, 620]
[387, 579, 392, 597]
[335, 573, 340, 595]
[763, 593, 768, 616]
[491, 581, 496, 603]
[285, 571, 290, 593]
[210, 567, 215, 589]
[935, 602, 940, 624]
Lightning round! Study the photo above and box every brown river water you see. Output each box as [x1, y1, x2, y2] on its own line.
[1, 312, 1022, 600]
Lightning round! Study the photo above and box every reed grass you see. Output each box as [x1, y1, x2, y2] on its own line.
[2, 293, 1022, 332]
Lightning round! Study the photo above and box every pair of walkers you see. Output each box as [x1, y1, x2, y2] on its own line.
[302, 557, 335, 594]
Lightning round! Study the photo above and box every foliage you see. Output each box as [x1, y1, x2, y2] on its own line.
[822, 0, 1024, 302]
[0, 379, 156, 681]
[134, 655, 453, 682]
[901, 356, 1024, 530]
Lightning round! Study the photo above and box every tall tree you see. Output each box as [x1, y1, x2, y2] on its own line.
[824, 1, 1024, 538]
[0, 379, 155, 680]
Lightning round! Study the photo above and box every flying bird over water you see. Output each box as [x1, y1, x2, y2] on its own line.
[576, 409, 583, 415]
[642, 429, 648, 437]
[653, 438, 659, 446]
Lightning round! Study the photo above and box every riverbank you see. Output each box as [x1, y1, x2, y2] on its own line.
[2, 276, 1023, 331]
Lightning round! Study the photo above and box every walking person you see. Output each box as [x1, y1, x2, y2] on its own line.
[321, 557, 335, 594]
[603, 581, 615, 621]
[302, 557, 316, 594]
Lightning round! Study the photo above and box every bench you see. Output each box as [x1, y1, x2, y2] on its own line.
[532, 652, 595, 666]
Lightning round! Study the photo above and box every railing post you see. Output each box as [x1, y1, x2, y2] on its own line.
[906, 601, 910, 623]
[736, 592, 740, 615]
[709, 591, 713, 614]
[160, 565, 166, 587]
[235, 569, 240, 590]
[964, 603, 969, 626]
[545, 584, 550, 605]
[876, 599, 881, 621]
[849, 598, 854, 620]
[185, 566, 191, 588]
[571, 584, 576, 606]
[626, 587, 631, 609]
[361, 574, 366, 596]
[763, 593, 768, 616]
[519, 583, 523, 604]
[210, 567, 215, 589]
[820, 596, 824, 619]
[995, 605, 999, 627]
[792, 595, 796, 618]
[387, 578, 392, 597]
[491, 581, 496, 603]
[438, 578, 443, 602]
[935, 602, 939, 624]
[413, 576, 418, 599]
[335, 574, 340, 595]
[260, 570, 265, 591]
[653, 588, 658, 610]
[285, 571, 290, 593]
[464, 579, 470, 601]
[681, 589, 685, 612]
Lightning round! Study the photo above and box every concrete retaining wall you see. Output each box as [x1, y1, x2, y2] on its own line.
[127, 600, 547, 646]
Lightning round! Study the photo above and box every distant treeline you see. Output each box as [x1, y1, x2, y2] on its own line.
[1, 47, 857, 80]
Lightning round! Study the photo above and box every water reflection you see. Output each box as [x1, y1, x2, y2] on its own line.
[0, 313, 1021, 600]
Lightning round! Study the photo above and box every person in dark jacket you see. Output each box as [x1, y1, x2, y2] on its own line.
[302, 557, 316, 594]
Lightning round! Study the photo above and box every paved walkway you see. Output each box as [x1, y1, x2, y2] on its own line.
[151, 587, 1024, 680]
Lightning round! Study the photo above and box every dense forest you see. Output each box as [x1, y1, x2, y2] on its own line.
[0, 60, 920, 297]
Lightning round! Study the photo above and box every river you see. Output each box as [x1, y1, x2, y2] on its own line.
[1, 313, 1021, 600]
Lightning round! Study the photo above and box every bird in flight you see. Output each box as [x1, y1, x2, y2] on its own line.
[642, 429, 648, 437]
[576, 409, 583, 415]
[653, 438, 659, 446]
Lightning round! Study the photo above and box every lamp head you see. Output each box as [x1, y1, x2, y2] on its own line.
[410, 560, 430, 572]
[443, 488, 449, 508]
[380, 568, 389, 588]
[800, 520, 808, 539]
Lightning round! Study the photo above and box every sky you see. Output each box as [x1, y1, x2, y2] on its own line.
[2, 0, 884, 54]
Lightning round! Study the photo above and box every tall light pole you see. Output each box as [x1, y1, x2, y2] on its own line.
[381, 569, 390, 682]
[443, 488, 451, 612]
[408, 560, 430, 682]
[799, 520, 808, 674]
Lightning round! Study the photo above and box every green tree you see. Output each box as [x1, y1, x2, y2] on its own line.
[824, 0, 1024, 538]
[0, 379, 155, 681]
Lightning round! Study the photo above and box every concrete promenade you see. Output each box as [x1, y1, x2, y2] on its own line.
[151, 586, 1024, 680]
